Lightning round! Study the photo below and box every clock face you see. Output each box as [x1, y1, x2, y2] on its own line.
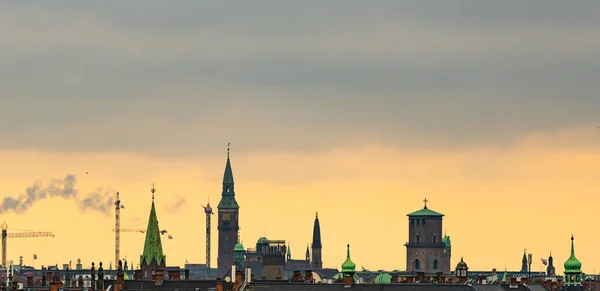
[223, 213, 231, 220]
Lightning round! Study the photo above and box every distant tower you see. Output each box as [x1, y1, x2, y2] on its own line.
[217, 144, 240, 278]
[311, 212, 322, 269]
[114, 192, 123, 266]
[546, 251, 556, 276]
[405, 199, 450, 274]
[520, 250, 528, 272]
[202, 199, 214, 277]
[442, 230, 452, 266]
[140, 183, 166, 280]
[305, 244, 310, 262]
[563, 235, 583, 290]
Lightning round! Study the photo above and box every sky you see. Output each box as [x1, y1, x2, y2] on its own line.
[1, 1, 600, 274]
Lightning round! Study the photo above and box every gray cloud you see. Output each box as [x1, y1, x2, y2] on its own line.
[1, 1, 600, 156]
[0, 175, 117, 216]
[165, 196, 186, 214]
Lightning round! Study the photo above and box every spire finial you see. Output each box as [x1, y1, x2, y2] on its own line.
[316, 211, 318, 218]
[151, 182, 156, 200]
[423, 198, 428, 209]
[444, 229, 447, 236]
[227, 142, 231, 157]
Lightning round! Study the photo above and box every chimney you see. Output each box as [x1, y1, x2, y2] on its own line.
[113, 260, 125, 291]
[97, 262, 105, 290]
[155, 269, 165, 285]
[184, 269, 190, 280]
[90, 262, 96, 291]
[343, 274, 353, 287]
[41, 266, 47, 287]
[235, 270, 243, 284]
[65, 267, 72, 287]
[49, 269, 64, 291]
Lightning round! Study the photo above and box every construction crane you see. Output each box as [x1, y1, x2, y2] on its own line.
[202, 199, 214, 277]
[1, 221, 55, 268]
[114, 228, 169, 235]
[114, 192, 124, 267]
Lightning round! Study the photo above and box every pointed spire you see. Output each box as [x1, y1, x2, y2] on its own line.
[141, 185, 165, 267]
[223, 143, 234, 184]
[312, 212, 322, 248]
[341, 244, 356, 273]
[218, 143, 239, 209]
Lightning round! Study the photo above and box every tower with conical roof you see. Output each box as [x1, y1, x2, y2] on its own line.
[521, 250, 528, 272]
[405, 199, 450, 274]
[563, 235, 583, 289]
[311, 212, 323, 269]
[140, 183, 166, 280]
[217, 143, 240, 278]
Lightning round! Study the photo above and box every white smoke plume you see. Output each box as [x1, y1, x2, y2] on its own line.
[0, 174, 116, 216]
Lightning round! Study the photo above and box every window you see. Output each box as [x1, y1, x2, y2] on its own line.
[433, 259, 439, 269]
[417, 219, 420, 225]
[433, 235, 437, 243]
[411, 219, 414, 225]
[422, 219, 426, 225]
[415, 259, 421, 270]
[416, 235, 420, 244]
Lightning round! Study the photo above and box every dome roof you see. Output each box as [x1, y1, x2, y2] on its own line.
[257, 237, 268, 244]
[374, 273, 392, 284]
[234, 242, 245, 252]
[341, 244, 356, 273]
[564, 236, 582, 272]
[456, 257, 468, 270]
[442, 235, 451, 247]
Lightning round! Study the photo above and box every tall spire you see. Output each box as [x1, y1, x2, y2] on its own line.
[312, 213, 322, 248]
[218, 143, 239, 209]
[564, 235, 582, 286]
[140, 184, 165, 267]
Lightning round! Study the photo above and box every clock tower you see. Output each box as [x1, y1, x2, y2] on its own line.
[217, 144, 240, 278]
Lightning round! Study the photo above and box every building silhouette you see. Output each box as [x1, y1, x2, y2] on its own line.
[217, 148, 240, 278]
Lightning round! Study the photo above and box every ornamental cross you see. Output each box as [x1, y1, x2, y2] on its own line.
[423, 198, 428, 208]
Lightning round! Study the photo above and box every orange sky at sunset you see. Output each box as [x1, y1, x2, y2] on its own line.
[2, 126, 600, 274]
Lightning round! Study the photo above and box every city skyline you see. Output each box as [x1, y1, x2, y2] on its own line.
[1, 1, 600, 275]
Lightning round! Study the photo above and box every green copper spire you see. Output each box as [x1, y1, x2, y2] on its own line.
[341, 244, 356, 274]
[140, 184, 165, 266]
[218, 143, 239, 209]
[564, 235, 582, 286]
[286, 244, 292, 260]
[564, 235, 582, 272]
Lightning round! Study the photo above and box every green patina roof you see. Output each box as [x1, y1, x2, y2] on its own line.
[374, 273, 392, 284]
[257, 237, 268, 244]
[217, 154, 240, 209]
[564, 236, 582, 272]
[407, 206, 444, 217]
[341, 244, 356, 273]
[442, 235, 451, 247]
[287, 244, 291, 257]
[140, 200, 165, 266]
[234, 242, 245, 252]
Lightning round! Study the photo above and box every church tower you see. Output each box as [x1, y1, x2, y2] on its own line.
[405, 199, 449, 274]
[311, 212, 323, 269]
[140, 184, 166, 280]
[520, 250, 528, 272]
[217, 144, 240, 278]
[563, 235, 583, 291]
